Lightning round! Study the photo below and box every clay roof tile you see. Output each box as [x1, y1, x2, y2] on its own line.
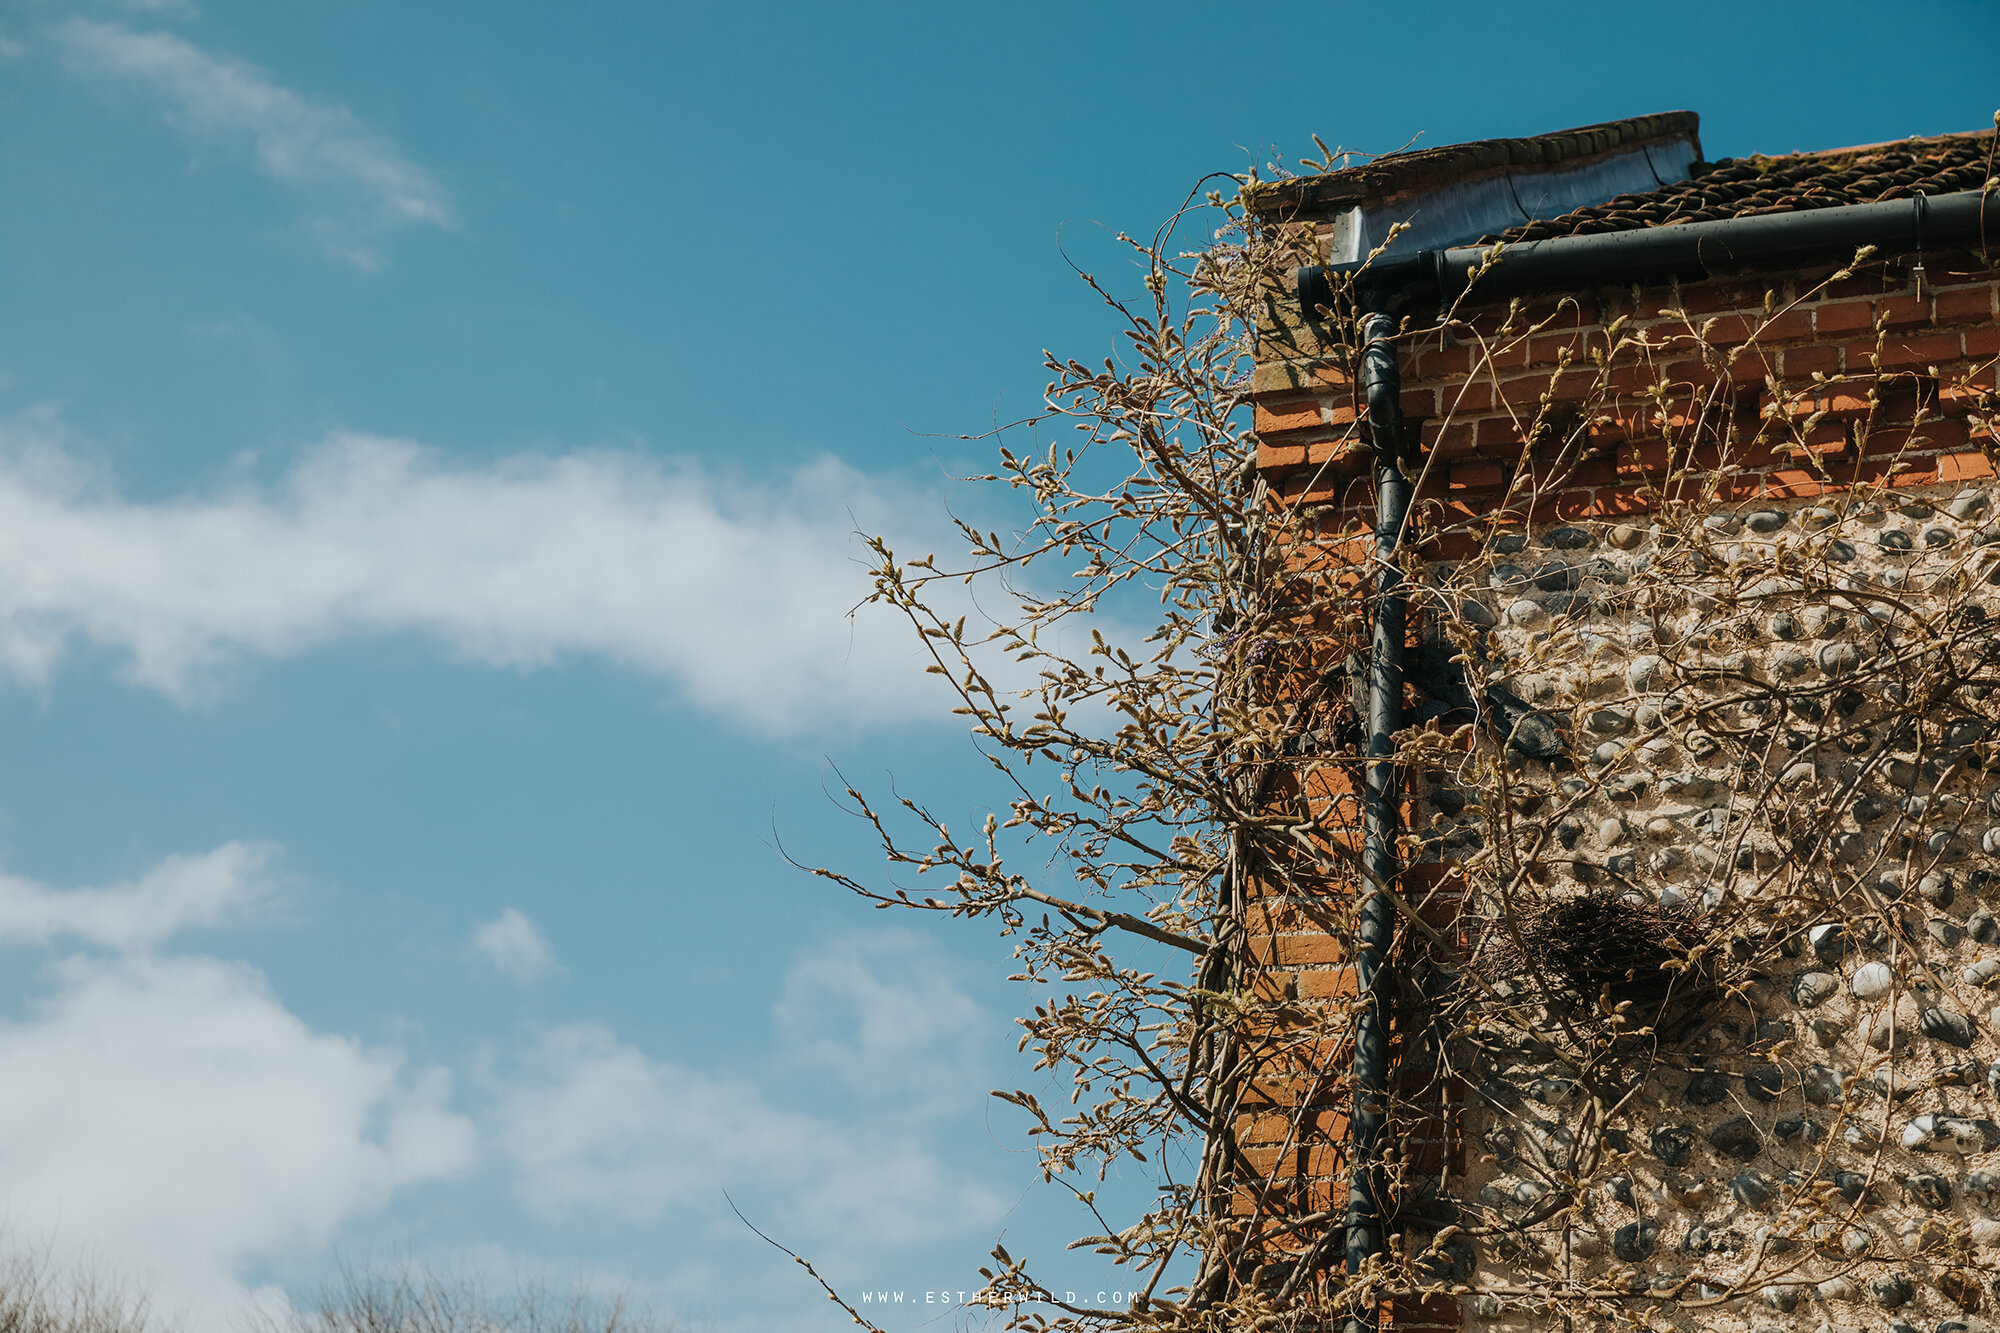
[1477, 128, 1996, 244]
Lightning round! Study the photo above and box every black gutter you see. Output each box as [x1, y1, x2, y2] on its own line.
[1343, 311, 1410, 1333]
[1298, 187, 2000, 315]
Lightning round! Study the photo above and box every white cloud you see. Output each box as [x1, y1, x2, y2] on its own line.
[0, 841, 274, 952]
[91, 0, 200, 19]
[495, 937, 1003, 1247]
[471, 908, 560, 985]
[773, 930, 989, 1114]
[497, 1024, 1000, 1247]
[0, 950, 475, 1323]
[0, 425, 959, 732]
[53, 19, 446, 266]
[0, 846, 1003, 1328]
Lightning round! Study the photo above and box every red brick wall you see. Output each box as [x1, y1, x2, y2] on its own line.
[1257, 256, 2000, 550]
[1237, 243, 2000, 1330]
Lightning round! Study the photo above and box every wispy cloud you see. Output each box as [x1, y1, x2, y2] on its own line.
[495, 936, 1003, 1247]
[0, 422, 960, 732]
[774, 930, 991, 1115]
[53, 19, 447, 266]
[106, 0, 202, 19]
[471, 908, 561, 985]
[0, 841, 275, 952]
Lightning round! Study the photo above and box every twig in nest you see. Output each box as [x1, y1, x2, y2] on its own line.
[1504, 887, 1714, 1012]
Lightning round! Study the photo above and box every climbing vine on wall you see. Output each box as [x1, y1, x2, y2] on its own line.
[805, 159, 2000, 1333]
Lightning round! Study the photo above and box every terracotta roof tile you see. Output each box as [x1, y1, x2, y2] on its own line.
[1479, 130, 1998, 244]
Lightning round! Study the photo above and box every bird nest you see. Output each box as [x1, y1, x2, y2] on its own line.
[1497, 888, 1716, 1019]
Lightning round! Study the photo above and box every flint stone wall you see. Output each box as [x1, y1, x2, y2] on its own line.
[1450, 487, 2000, 1333]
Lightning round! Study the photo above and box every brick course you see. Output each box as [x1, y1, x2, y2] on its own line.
[1256, 258, 2000, 540]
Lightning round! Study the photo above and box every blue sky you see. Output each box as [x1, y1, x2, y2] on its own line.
[0, 2, 1993, 1329]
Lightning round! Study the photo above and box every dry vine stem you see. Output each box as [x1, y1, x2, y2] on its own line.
[810, 160, 2000, 1333]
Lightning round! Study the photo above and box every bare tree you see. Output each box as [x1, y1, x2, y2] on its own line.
[809, 149, 2000, 1333]
[242, 1260, 676, 1333]
[0, 1238, 160, 1333]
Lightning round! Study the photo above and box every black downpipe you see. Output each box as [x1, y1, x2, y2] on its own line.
[1344, 311, 1411, 1333]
